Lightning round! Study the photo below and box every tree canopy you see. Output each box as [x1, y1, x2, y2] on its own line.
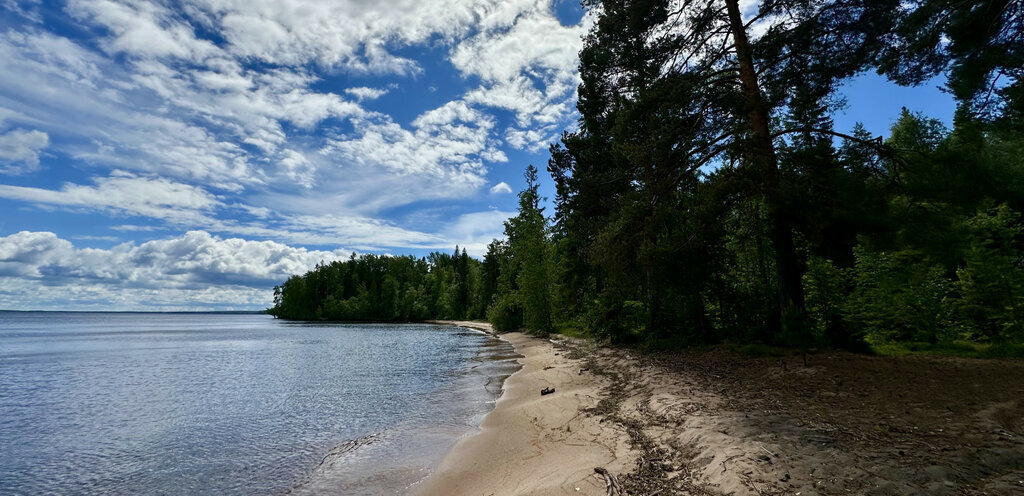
[270, 0, 1024, 352]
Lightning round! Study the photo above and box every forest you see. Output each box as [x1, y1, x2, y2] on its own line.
[270, 0, 1023, 354]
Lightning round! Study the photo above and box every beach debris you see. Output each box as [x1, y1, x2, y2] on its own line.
[544, 366, 555, 370]
[541, 387, 555, 396]
[594, 467, 624, 495]
[579, 368, 588, 375]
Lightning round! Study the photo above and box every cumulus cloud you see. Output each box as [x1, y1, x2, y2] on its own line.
[323, 99, 505, 190]
[344, 86, 389, 101]
[0, 214, 513, 309]
[0, 230, 350, 309]
[0, 0, 591, 310]
[190, 0, 541, 72]
[489, 181, 513, 194]
[0, 1, 587, 198]
[0, 128, 48, 173]
[453, 5, 590, 150]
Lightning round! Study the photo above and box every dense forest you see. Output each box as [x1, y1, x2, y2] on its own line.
[270, 0, 1023, 352]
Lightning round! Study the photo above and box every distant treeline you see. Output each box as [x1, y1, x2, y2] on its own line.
[271, 0, 1023, 351]
[269, 250, 495, 321]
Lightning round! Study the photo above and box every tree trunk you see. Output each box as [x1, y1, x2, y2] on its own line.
[724, 0, 807, 336]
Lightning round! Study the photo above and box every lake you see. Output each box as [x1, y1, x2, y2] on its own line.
[0, 312, 518, 495]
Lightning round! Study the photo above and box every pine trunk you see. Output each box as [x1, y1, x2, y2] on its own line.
[724, 0, 807, 335]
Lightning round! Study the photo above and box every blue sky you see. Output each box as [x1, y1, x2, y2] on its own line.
[0, 0, 954, 311]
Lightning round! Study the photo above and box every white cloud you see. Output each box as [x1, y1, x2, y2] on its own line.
[0, 128, 48, 173]
[0, 230, 352, 309]
[3, 0, 43, 23]
[452, 4, 590, 149]
[451, 8, 583, 83]
[0, 173, 221, 223]
[323, 99, 504, 191]
[0, 171, 470, 252]
[442, 209, 514, 257]
[195, 0, 541, 72]
[505, 126, 552, 152]
[0, 0, 590, 312]
[0, 1, 587, 198]
[0, 217, 515, 309]
[489, 181, 512, 194]
[344, 86, 389, 101]
[0, 30, 258, 190]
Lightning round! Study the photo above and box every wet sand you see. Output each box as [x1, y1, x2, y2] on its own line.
[415, 326, 634, 496]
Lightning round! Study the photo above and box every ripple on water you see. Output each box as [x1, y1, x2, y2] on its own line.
[0, 314, 519, 496]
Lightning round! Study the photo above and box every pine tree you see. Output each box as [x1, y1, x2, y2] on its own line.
[504, 165, 553, 334]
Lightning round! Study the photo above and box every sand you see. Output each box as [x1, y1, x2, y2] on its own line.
[418, 322, 1024, 495]
[416, 324, 635, 496]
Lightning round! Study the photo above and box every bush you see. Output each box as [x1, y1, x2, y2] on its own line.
[955, 204, 1024, 342]
[487, 294, 523, 332]
[583, 292, 647, 343]
[845, 246, 956, 344]
[803, 257, 861, 348]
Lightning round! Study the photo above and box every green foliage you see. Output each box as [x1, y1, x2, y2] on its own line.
[267, 249, 486, 322]
[803, 257, 857, 348]
[269, 0, 1024, 357]
[877, 0, 1022, 114]
[845, 246, 955, 345]
[956, 204, 1024, 342]
[497, 165, 553, 335]
[487, 293, 523, 332]
[872, 341, 1024, 359]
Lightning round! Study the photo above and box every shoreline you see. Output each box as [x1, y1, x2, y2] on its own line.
[416, 322, 1024, 495]
[421, 319, 500, 335]
[290, 321, 521, 495]
[414, 327, 635, 495]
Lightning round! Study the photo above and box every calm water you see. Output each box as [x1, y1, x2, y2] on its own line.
[0, 312, 518, 495]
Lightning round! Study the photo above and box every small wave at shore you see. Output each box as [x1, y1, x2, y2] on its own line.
[285, 326, 520, 496]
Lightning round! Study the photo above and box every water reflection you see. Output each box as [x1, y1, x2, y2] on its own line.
[0, 313, 518, 495]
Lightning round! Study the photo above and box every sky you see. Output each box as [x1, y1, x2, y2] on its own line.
[0, 0, 955, 311]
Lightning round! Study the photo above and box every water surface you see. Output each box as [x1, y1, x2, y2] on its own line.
[0, 312, 517, 495]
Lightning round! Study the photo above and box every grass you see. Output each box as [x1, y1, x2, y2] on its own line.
[871, 340, 1024, 359]
[553, 323, 589, 339]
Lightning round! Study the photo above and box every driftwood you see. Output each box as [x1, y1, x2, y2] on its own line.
[541, 387, 555, 396]
[594, 467, 624, 495]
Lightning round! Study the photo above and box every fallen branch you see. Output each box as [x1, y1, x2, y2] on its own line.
[594, 467, 624, 495]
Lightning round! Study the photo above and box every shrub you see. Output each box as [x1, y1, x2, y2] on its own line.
[803, 257, 860, 348]
[956, 204, 1024, 342]
[487, 294, 523, 332]
[845, 246, 955, 344]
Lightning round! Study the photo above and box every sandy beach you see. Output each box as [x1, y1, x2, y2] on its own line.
[419, 322, 1024, 495]
[416, 324, 635, 495]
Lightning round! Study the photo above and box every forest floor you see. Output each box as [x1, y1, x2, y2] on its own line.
[572, 338, 1024, 495]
